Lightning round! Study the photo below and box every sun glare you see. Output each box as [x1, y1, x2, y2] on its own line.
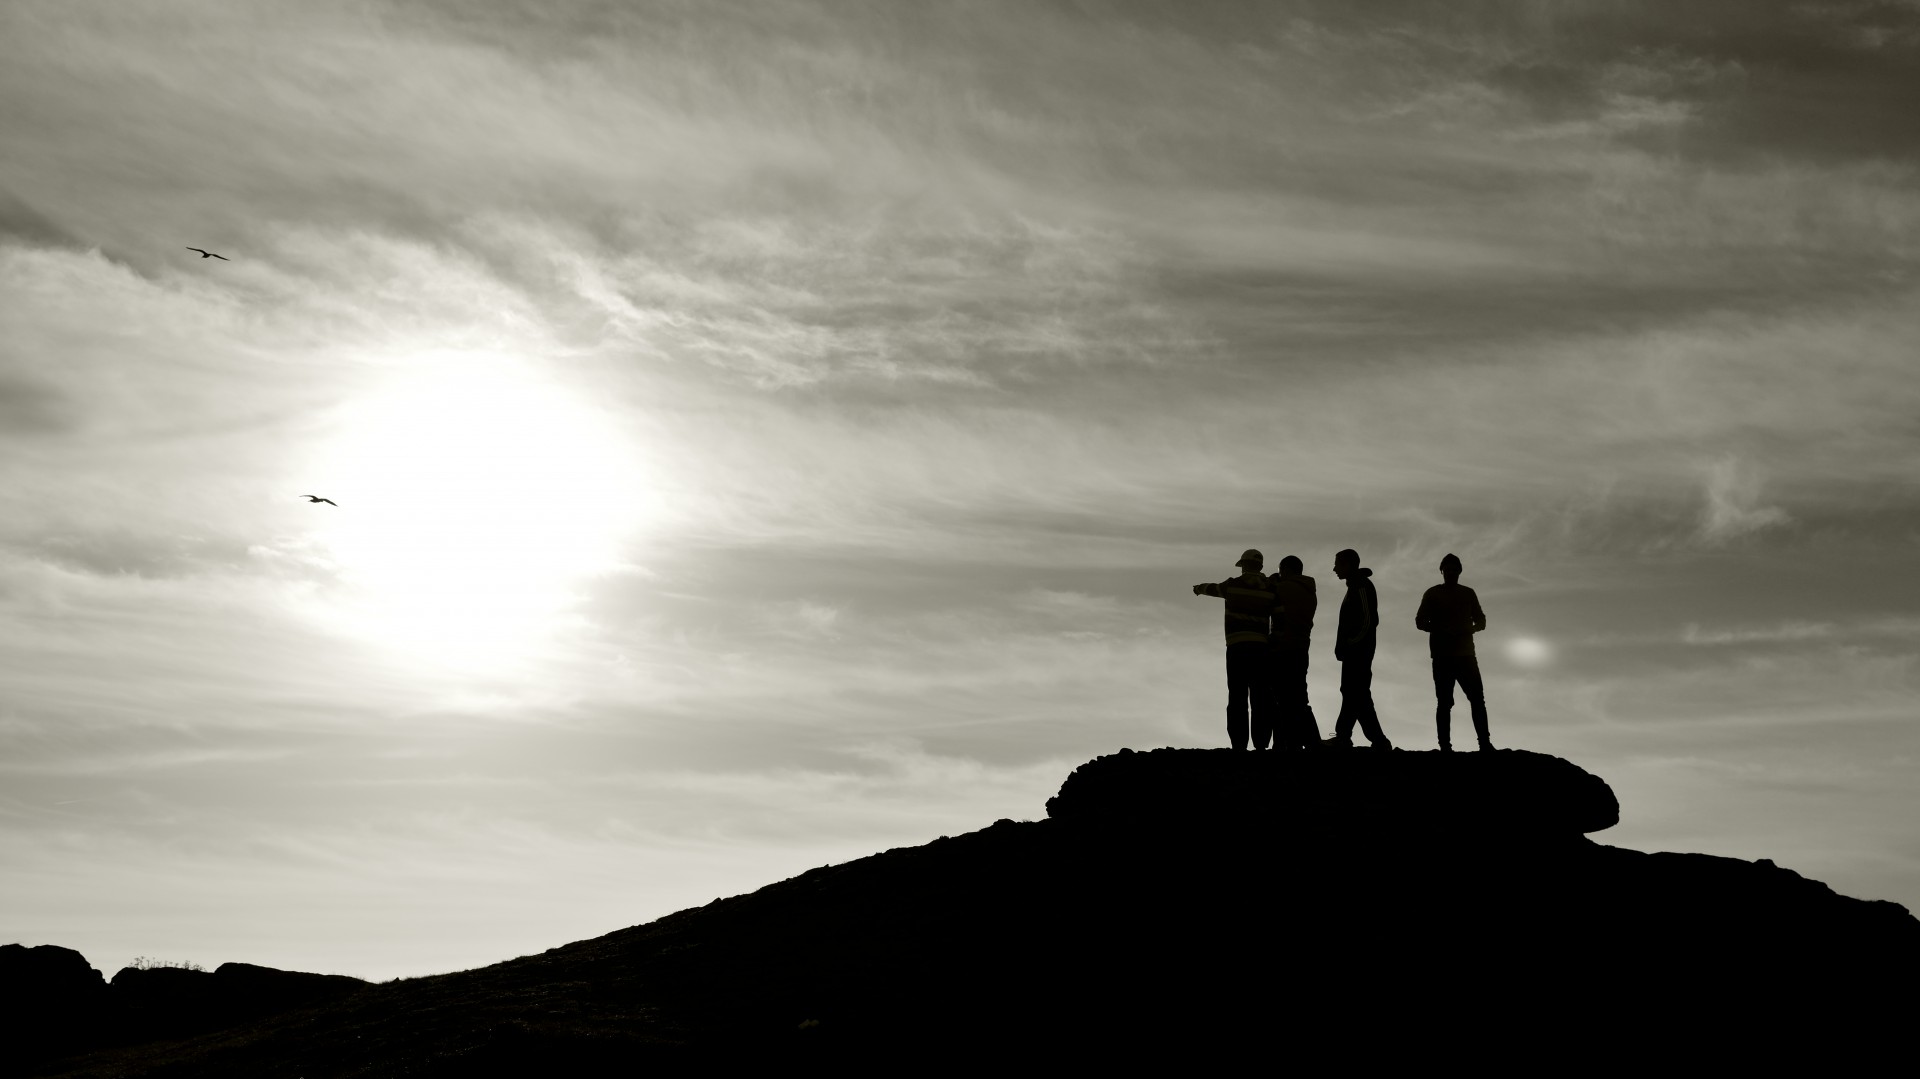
[303, 351, 644, 671]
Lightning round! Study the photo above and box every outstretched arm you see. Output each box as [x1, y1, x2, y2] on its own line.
[1193, 583, 1222, 598]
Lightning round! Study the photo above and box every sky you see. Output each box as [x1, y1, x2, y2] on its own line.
[3, 0, 1918, 982]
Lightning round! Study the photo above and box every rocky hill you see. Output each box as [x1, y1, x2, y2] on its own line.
[10, 748, 1916, 1074]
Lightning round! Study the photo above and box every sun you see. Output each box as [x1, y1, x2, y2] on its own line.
[301, 351, 645, 670]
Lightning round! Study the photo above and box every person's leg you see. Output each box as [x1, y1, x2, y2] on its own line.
[1457, 656, 1492, 749]
[1432, 658, 1455, 751]
[1225, 645, 1252, 750]
[1266, 649, 1291, 748]
[1299, 650, 1321, 746]
[1280, 649, 1319, 748]
[1328, 656, 1374, 748]
[1250, 651, 1275, 750]
[1333, 657, 1360, 746]
[1352, 649, 1391, 749]
[1263, 649, 1289, 749]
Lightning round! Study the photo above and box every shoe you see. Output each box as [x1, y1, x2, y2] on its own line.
[1373, 742, 1394, 751]
[1323, 737, 1353, 749]
[1439, 743, 1453, 752]
[1479, 742, 1496, 752]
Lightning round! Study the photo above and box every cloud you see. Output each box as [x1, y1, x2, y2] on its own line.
[1681, 621, 1836, 646]
[763, 600, 842, 640]
[0, 372, 77, 437]
[1697, 457, 1791, 544]
[1014, 589, 1123, 619]
[0, 188, 79, 249]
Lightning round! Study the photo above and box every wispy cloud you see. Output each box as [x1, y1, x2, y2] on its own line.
[1696, 457, 1791, 544]
[1681, 621, 1837, 646]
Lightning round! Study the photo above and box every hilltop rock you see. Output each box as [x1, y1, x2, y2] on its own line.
[1048, 746, 1619, 836]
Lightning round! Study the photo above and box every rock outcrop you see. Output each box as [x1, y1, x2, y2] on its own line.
[110, 962, 366, 1042]
[13, 748, 1919, 1075]
[1, 952, 365, 1075]
[1048, 745, 1620, 836]
[0, 945, 110, 1070]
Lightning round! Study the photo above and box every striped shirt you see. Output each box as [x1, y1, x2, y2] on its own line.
[1200, 574, 1277, 646]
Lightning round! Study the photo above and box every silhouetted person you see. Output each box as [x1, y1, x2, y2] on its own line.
[1415, 552, 1493, 752]
[1267, 555, 1321, 749]
[1193, 549, 1278, 750]
[1329, 548, 1391, 750]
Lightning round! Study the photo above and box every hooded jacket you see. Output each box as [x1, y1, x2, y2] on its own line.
[1336, 567, 1377, 660]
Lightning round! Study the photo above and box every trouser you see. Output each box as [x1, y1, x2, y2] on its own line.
[1432, 655, 1491, 748]
[1225, 642, 1273, 750]
[1333, 648, 1391, 748]
[1268, 647, 1321, 749]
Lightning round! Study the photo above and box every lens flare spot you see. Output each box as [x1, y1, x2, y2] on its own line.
[1505, 636, 1553, 668]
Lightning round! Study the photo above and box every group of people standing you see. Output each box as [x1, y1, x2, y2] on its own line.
[1192, 548, 1495, 753]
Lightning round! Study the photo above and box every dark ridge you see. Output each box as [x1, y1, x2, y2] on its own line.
[11, 749, 1916, 1074]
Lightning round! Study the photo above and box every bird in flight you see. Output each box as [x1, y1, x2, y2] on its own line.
[186, 247, 229, 260]
[302, 495, 338, 506]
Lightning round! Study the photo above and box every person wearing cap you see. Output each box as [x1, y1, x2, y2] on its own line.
[1192, 549, 1279, 750]
[1266, 555, 1321, 749]
[1415, 553, 1494, 751]
[1328, 548, 1392, 750]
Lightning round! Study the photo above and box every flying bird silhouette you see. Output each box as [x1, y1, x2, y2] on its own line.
[302, 495, 337, 506]
[186, 247, 229, 260]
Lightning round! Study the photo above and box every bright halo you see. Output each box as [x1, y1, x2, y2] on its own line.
[1505, 636, 1553, 668]
[303, 351, 644, 670]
